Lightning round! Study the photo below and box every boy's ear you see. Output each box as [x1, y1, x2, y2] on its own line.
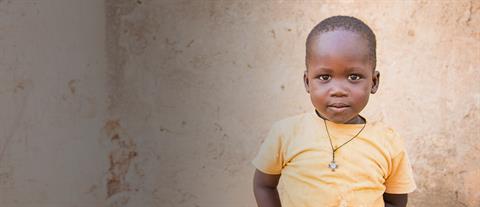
[371, 70, 380, 94]
[303, 70, 310, 93]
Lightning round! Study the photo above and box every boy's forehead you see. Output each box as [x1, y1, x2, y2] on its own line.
[310, 30, 370, 63]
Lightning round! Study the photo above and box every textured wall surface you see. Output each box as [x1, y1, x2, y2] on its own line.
[112, 1, 478, 207]
[1, 0, 479, 207]
[0, 0, 109, 206]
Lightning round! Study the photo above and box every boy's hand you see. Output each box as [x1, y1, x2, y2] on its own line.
[253, 169, 282, 207]
[383, 193, 408, 207]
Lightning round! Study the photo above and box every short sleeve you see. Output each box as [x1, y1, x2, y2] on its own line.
[251, 123, 284, 175]
[384, 132, 417, 194]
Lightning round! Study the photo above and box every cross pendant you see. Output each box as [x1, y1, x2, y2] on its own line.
[328, 160, 337, 172]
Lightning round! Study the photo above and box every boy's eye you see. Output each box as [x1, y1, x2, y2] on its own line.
[348, 74, 361, 81]
[318, 75, 331, 81]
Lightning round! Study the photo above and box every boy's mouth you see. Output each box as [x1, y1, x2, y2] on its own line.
[328, 103, 349, 108]
[327, 103, 350, 112]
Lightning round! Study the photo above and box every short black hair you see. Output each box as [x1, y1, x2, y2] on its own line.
[305, 15, 377, 70]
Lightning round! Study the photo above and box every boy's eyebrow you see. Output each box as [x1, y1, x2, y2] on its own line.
[314, 67, 333, 72]
[346, 66, 366, 71]
[313, 66, 367, 73]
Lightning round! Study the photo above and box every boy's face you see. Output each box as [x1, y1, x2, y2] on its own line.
[304, 30, 379, 124]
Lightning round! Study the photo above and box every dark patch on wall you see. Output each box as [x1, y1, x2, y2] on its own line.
[0, 163, 14, 187]
[0, 79, 31, 168]
[105, 1, 151, 206]
[68, 79, 77, 95]
[103, 119, 138, 202]
[408, 29, 415, 37]
[105, 0, 137, 114]
[14, 80, 25, 93]
[186, 40, 194, 48]
[270, 29, 276, 39]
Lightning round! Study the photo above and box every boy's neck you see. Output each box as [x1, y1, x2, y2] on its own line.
[345, 115, 365, 124]
[314, 110, 366, 124]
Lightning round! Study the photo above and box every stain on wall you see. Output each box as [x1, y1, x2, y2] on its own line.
[103, 119, 139, 206]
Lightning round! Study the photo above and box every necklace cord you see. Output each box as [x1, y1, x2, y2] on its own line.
[323, 118, 366, 161]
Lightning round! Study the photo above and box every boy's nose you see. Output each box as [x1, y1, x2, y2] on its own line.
[329, 83, 348, 97]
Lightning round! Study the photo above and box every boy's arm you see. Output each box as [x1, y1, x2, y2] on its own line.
[253, 169, 282, 207]
[383, 193, 407, 207]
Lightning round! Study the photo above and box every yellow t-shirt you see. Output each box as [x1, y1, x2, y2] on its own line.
[252, 112, 416, 207]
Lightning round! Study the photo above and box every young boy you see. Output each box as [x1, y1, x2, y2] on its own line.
[252, 16, 416, 207]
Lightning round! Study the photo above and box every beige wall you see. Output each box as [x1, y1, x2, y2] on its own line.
[1, 0, 479, 207]
[0, 0, 109, 206]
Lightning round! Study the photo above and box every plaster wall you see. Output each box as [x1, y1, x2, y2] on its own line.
[108, 1, 479, 206]
[0, 1, 478, 207]
[0, 0, 110, 206]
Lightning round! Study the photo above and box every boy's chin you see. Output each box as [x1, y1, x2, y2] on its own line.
[317, 111, 359, 124]
[327, 116, 354, 124]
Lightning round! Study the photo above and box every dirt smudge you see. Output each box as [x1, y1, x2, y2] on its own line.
[186, 39, 194, 48]
[68, 79, 77, 95]
[103, 119, 138, 201]
[270, 29, 276, 39]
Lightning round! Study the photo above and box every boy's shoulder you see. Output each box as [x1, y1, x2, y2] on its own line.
[268, 112, 319, 141]
[367, 120, 408, 154]
[271, 112, 313, 130]
[367, 120, 403, 139]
